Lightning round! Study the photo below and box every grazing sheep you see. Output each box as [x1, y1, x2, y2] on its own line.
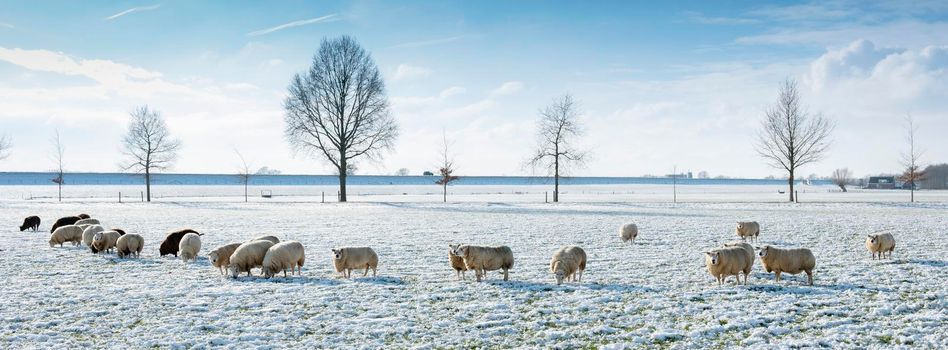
[112, 228, 126, 236]
[249, 235, 280, 244]
[159, 229, 201, 257]
[208, 243, 242, 275]
[736, 222, 760, 242]
[49, 225, 83, 247]
[454, 245, 514, 282]
[550, 246, 587, 285]
[74, 218, 100, 226]
[82, 225, 106, 252]
[178, 233, 202, 263]
[19, 216, 40, 232]
[50, 216, 81, 233]
[331, 247, 379, 278]
[866, 233, 896, 260]
[262, 241, 306, 278]
[619, 223, 638, 244]
[448, 244, 467, 280]
[705, 247, 752, 285]
[723, 241, 755, 272]
[91, 231, 121, 253]
[77, 213, 91, 219]
[758, 245, 816, 286]
[228, 240, 275, 277]
[116, 234, 144, 258]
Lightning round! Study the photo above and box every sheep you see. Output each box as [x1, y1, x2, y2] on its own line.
[262, 241, 305, 278]
[448, 244, 468, 280]
[116, 234, 144, 258]
[178, 233, 202, 263]
[49, 225, 83, 247]
[159, 229, 202, 257]
[550, 246, 587, 285]
[249, 235, 280, 244]
[82, 225, 105, 252]
[50, 216, 81, 233]
[91, 231, 121, 253]
[866, 233, 896, 260]
[227, 240, 275, 277]
[331, 247, 379, 278]
[208, 243, 242, 275]
[619, 223, 638, 244]
[74, 218, 100, 226]
[112, 228, 126, 236]
[736, 221, 760, 242]
[77, 213, 91, 219]
[705, 247, 752, 285]
[758, 245, 816, 286]
[723, 241, 755, 272]
[454, 245, 514, 282]
[19, 216, 40, 232]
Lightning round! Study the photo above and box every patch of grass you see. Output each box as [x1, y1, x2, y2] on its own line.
[877, 335, 893, 344]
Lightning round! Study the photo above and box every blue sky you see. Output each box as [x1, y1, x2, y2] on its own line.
[1, 1, 947, 178]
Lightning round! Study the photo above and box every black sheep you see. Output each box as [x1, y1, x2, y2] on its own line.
[50, 216, 81, 233]
[77, 213, 91, 219]
[159, 229, 202, 257]
[19, 216, 41, 232]
[112, 228, 127, 236]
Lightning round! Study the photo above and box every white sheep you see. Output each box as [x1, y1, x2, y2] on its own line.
[736, 221, 760, 242]
[550, 246, 587, 285]
[178, 232, 202, 263]
[723, 241, 755, 272]
[454, 245, 514, 282]
[91, 231, 121, 253]
[331, 247, 379, 278]
[249, 235, 280, 244]
[448, 244, 467, 281]
[208, 243, 242, 275]
[705, 246, 752, 285]
[74, 218, 100, 226]
[758, 245, 816, 286]
[82, 224, 105, 250]
[228, 240, 275, 277]
[262, 241, 305, 278]
[866, 233, 896, 260]
[49, 225, 83, 247]
[619, 223, 638, 244]
[116, 234, 144, 258]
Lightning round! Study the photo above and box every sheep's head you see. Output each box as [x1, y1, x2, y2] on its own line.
[331, 249, 343, 260]
[228, 264, 239, 278]
[552, 261, 566, 285]
[758, 246, 771, 258]
[705, 251, 720, 265]
[262, 267, 273, 279]
[449, 244, 461, 256]
[456, 245, 470, 258]
[737, 222, 744, 230]
[867, 235, 878, 245]
[208, 251, 219, 266]
[48, 239, 56, 247]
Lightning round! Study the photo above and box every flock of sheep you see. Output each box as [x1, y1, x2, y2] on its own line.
[21, 214, 898, 285]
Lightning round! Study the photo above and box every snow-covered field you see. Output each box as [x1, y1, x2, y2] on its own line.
[1, 193, 946, 348]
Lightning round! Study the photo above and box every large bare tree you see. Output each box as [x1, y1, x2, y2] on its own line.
[899, 114, 925, 202]
[235, 149, 252, 202]
[527, 94, 588, 203]
[284, 35, 398, 202]
[756, 79, 834, 202]
[0, 134, 10, 160]
[435, 131, 459, 203]
[831, 168, 851, 192]
[120, 106, 181, 202]
[50, 129, 65, 202]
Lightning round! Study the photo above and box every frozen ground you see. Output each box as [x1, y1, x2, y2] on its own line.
[0, 194, 946, 348]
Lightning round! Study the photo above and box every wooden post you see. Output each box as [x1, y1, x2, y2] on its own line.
[141, 191, 144, 202]
[119, 192, 122, 203]
[795, 190, 799, 203]
[322, 191, 325, 203]
[545, 191, 548, 203]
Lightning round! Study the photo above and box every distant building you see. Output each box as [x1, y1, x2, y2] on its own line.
[422, 171, 434, 176]
[866, 176, 896, 189]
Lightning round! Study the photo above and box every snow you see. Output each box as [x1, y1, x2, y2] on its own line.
[1, 189, 946, 348]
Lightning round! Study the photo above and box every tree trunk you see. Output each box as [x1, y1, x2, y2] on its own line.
[58, 181, 62, 202]
[145, 168, 152, 202]
[554, 161, 560, 203]
[244, 181, 248, 202]
[910, 181, 915, 203]
[788, 172, 795, 203]
[443, 183, 447, 203]
[338, 171, 348, 203]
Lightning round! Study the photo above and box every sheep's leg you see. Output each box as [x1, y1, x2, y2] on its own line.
[283, 270, 288, 278]
[577, 269, 583, 283]
[775, 271, 781, 282]
[503, 268, 509, 281]
[363, 265, 369, 277]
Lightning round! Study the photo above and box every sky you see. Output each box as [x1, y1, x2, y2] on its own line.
[0, 0, 946, 178]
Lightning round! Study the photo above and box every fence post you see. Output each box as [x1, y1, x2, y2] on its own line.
[322, 191, 325, 203]
[141, 191, 144, 202]
[119, 192, 122, 203]
[795, 190, 799, 203]
[545, 191, 548, 203]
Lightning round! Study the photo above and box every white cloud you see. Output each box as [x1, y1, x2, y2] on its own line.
[247, 14, 338, 36]
[686, 12, 760, 25]
[388, 36, 464, 49]
[0, 22, 13, 29]
[105, 4, 160, 20]
[392, 64, 431, 81]
[490, 81, 524, 96]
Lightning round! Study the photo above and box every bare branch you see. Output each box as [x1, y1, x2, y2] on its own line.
[526, 94, 589, 202]
[0, 134, 11, 160]
[119, 105, 181, 202]
[831, 168, 851, 192]
[899, 114, 925, 201]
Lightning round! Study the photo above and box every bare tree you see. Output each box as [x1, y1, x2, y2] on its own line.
[899, 114, 925, 202]
[527, 94, 588, 202]
[50, 129, 65, 202]
[435, 131, 459, 203]
[395, 168, 410, 176]
[120, 106, 181, 202]
[284, 35, 399, 202]
[831, 168, 852, 192]
[0, 134, 11, 160]
[756, 79, 834, 202]
[235, 149, 252, 202]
